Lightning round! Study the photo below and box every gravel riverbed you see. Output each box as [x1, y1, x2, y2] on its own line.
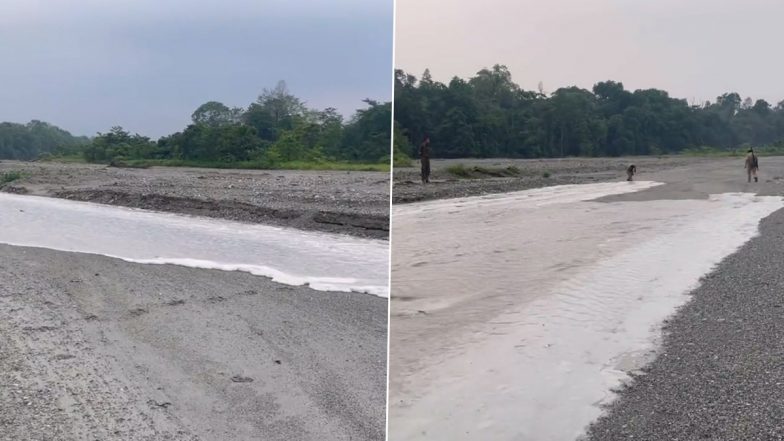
[1, 161, 390, 239]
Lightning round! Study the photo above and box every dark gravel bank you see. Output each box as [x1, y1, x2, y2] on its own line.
[586, 207, 784, 441]
[0, 161, 390, 239]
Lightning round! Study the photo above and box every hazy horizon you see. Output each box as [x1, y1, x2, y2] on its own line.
[395, 0, 784, 106]
[0, 0, 393, 138]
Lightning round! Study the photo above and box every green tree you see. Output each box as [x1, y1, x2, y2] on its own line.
[191, 101, 242, 127]
[10, 79, 391, 167]
[394, 65, 784, 159]
[0, 120, 89, 160]
[342, 100, 392, 162]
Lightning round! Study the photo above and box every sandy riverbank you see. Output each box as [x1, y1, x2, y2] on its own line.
[0, 244, 387, 440]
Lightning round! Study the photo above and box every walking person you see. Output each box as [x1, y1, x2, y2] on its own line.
[626, 164, 637, 181]
[419, 135, 431, 184]
[745, 148, 759, 183]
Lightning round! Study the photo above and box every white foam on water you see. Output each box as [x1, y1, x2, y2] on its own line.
[390, 183, 783, 440]
[0, 193, 389, 297]
[391, 181, 664, 315]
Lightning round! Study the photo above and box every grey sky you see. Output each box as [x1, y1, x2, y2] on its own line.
[396, 0, 784, 106]
[0, 0, 392, 138]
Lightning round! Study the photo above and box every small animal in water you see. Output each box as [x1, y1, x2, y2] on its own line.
[626, 164, 637, 181]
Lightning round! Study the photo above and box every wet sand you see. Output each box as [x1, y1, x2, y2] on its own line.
[0, 244, 387, 440]
[389, 155, 784, 440]
[0, 161, 390, 239]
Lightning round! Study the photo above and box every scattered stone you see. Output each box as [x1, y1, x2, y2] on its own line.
[231, 375, 254, 383]
[22, 325, 59, 333]
[129, 308, 148, 317]
[147, 400, 172, 409]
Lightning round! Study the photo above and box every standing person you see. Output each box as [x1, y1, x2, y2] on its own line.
[419, 135, 431, 184]
[745, 148, 759, 183]
[626, 164, 637, 181]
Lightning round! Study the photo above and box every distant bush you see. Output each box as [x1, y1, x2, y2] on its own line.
[108, 157, 151, 169]
[100, 158, 388, 172]
[447, 163, 522, 178]
[446, 163, 472, 178]
[0, 170, 27, 184]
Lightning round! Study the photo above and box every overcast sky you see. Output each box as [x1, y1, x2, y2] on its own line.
[0, 0, 392, 138]
[396, 0, 784, 106]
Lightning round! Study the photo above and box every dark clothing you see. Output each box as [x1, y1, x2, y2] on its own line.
[746, 153, 759, 183]
[746, 153, 759, 170]
[419, 141, 431, 183]
[419, 141, 430, 160]
[626, 165, 636, 181]
[421, 158, 431, 184]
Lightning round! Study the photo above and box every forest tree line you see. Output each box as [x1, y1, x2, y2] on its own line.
[394, 65, 784, 158]
[1, 81, 391, 165]
[0, 120, 89, 160]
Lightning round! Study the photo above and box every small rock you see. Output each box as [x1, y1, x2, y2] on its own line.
[231, 375, 254, 383]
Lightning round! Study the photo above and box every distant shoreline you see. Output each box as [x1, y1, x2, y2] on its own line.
[392, 155, 737, 204]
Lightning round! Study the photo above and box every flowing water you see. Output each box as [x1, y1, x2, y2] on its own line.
[389, 181, 783, 440]
[0, 193, 389, 297]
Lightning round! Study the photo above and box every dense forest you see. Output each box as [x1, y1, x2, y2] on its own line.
[394, 65, 784, 158]
[1, 81, 391, 166]
[0, 121, 89, 160]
